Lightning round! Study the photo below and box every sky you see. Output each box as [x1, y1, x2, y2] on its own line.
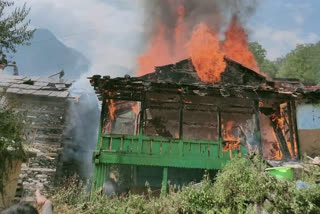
[250, 0, 320, 59]
[14, 0, 320, 76]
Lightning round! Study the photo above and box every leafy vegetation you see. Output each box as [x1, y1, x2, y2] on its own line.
[0, 0, 35, 64]
[0, 95, 26, 194]
[50, 157, 320, 214]
[249, 42, 280, 77]
[250, 41, 320, 85]
[277, 43, 320, 84]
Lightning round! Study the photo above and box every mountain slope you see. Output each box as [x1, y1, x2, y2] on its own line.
[11, 29, 90, 79]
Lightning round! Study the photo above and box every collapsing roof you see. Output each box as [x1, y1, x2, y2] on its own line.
[0, 72, 72, 98]
[90, 58, 319, 102]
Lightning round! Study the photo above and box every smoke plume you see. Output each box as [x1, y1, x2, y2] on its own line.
[144, 0, 259, 37]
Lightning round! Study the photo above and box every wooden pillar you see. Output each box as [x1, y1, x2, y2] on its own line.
[138, 92, 146, 153]
[217, 107, 222, 157]
[98, 94, 107, 150]
[217, 107, 222, 139]
[179, 96, 184, 139]
[132, 166, 137, 186]
[290, 101, 301, 159]
[287, 101, 295, 157]
[270, 116, 291, 160]
[161, 167, 168, 196]
[254, 101, 262, 155]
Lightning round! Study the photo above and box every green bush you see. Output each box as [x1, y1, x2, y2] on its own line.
[50, 157, 320, 214]
[0, 96, 26, 194]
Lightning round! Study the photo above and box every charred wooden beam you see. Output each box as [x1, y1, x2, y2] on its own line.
[287, 102, 296, 157]
[179, 96, 184, 139]
[290, 101, 301, 159]
[91, 75, 303, 102]
[217, 108, 222, 139]
[254, 101, 262, 155]
[270, 114, 291, 160]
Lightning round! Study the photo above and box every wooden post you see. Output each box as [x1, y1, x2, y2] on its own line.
[179, 96, 184, 139]
[254, 101, 262, 155]
[290, 101, 301, 159]
[287, 101, 295, 157]
[138, 93, 146, 153]
[217, 108, 222, 139]
[217, 107, 222, 157]
[98, 94, 107, 150]
[161, 167, 168, 196]
[270, 116, 291, 160]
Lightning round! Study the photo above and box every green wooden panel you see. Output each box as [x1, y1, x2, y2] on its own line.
[93, 134, 248, 190]
[95, 152, 226, 169]
[97, 135, 245, 160]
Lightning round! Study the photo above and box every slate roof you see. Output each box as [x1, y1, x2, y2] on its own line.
[0, 72, 72, 98]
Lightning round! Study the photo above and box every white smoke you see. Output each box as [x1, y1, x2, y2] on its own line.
[15, 0, 144, 77]
[13, 0, 145, 178]
[60, 77, 100, 179]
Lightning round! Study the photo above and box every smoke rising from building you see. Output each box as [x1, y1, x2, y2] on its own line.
[60, 77, 100, 180]
[143, 0, 260, 42]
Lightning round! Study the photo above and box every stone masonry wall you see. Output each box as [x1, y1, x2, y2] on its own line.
[8, 94, 69, 202]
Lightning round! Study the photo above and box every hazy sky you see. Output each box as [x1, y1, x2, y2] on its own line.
[14, 0, 320, 76]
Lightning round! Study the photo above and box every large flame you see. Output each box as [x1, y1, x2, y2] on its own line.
[223, 17, 259, 72]
[222, 121, 241, 159]
[137, 1, 259, 83]
[188, 24, 226, 83]
[137, 23, 173, 76]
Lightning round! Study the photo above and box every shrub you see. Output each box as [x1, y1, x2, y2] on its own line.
[0, 95, 26, 194]
[50, 156, 320, 214]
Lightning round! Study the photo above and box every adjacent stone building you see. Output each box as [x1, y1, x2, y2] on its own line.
[0, 71, 72, 201]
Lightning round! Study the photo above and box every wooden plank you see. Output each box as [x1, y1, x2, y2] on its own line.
[270, 115, 291, 160]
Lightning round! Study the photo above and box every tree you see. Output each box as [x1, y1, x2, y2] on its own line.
[277, 43, 320, 84]
[0, 0, 35, 65]
[249, 41, 266, 66]
[260, 59, 278, 77]
[249, 41, 279, 77]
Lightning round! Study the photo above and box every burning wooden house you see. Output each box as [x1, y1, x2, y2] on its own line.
[90, 58, 320, 193]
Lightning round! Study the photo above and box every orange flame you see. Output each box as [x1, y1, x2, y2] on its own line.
[132, 104, 139, 116]
[222, 121, 241, 153]
[271, 130, 283, 160]
[188, 24, 226, 83]
[137, 2, 259, 83]
[223, 17, 259, 72]
[271, 111, 298, 160]
[223, 121, 240, 141]
[108, 99, 117, 121]
[137, 0, 187, 76]
[137, 23, 172, 76]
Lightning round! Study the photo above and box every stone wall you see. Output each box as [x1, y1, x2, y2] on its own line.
[7, 94, 69, 201]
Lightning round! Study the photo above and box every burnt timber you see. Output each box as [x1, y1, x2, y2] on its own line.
[91, 58, 305, 102]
